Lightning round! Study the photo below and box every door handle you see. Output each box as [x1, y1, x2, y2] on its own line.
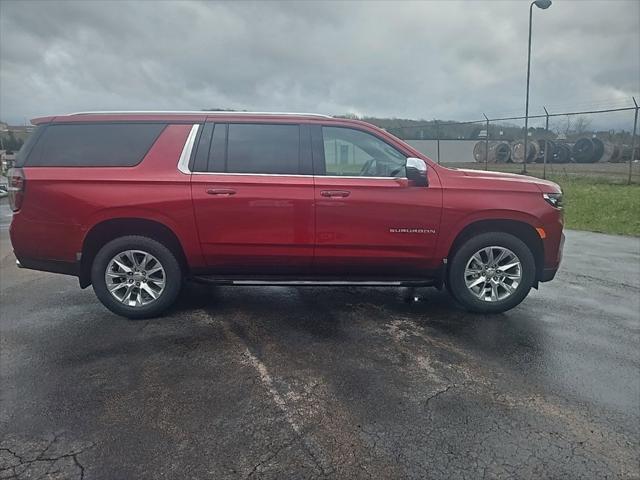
[206, 188, 236, 196]
[320, 190, 350, 198]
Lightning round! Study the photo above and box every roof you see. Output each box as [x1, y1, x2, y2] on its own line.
[69, 110, 332, 117]
[24, 112, 427, 161]
[31, 111, 333, 125]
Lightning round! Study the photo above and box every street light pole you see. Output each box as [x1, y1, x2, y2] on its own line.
[523, 0, 552, 175]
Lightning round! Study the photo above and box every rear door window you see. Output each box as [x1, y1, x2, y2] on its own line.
[26, 123, 166, 167]
[208, 123, 228, 173]
[191, 123, 214, 173]
[223, 123, 300, 175]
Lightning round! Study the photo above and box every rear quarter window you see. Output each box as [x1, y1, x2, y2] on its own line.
[25, 123, 166, 167]
[13, 125, 45, 167]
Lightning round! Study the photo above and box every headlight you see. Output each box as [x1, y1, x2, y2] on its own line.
[543, 192, 563, 209]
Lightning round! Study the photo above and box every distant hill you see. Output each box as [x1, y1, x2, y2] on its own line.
[338, 115, 528, 141]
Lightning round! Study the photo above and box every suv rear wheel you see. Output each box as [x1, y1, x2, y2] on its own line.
[91, 235, 182, 319]
[447, 232, 536, 313]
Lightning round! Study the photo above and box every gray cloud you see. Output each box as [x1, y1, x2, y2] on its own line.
[1, 0, 638, 127]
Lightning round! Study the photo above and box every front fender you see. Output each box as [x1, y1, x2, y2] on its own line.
[435, 208, 541, 261]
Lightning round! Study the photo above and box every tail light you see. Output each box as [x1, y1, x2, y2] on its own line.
[7, 167, 25, 212]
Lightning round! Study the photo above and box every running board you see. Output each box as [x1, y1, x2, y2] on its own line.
[191, 276, 435, 287]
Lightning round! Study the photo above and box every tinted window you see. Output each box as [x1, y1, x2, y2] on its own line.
[14, 126, 44, 167]
[226, 124, 299, 174]
[322, 127, 406, 177]
[208, 123, 227, 173]
[192, 123, 213, 172]
[26, 123, 166, 167]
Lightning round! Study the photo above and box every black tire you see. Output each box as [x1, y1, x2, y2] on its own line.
[447, 232, 536, 314]
[91, 235, 182, 319]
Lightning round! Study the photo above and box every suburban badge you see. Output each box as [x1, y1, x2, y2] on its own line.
[389, 228, 436, 234]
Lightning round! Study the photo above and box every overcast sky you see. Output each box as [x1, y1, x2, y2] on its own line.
[1, 0, 639, 127]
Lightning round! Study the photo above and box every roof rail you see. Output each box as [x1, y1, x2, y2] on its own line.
[66, 110, 333, 118]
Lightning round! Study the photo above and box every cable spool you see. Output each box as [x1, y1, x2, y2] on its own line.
[552, 143, 572, 163]
[572, 138, 598, 163]
[488, 142, 512, 163]
[511, 141, 538, 163]
[596, 140, 619, 163]
[473, 141, 488, 163]
[620, 145, 640, 162]
[609, 145, 622, 163]
[535, 139, 556, 163]
[591, 138, 605, 162]
[598, 144, 623, 163]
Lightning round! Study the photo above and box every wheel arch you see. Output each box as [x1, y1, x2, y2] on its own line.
[447, 219, 544, 285]
[79, 218, 189, 288]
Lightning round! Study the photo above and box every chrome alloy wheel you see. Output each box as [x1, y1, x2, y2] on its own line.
[464, 246, 522, 302]
[105, 250, 166, 307]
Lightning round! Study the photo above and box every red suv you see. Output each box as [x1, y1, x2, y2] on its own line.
[8, 112, 564, 318]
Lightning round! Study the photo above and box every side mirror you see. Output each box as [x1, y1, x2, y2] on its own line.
[406, 157, 428, 186]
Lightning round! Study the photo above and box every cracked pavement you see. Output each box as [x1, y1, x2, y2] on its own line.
[0, 433, 93, 479]
[1, 210, 639, 478]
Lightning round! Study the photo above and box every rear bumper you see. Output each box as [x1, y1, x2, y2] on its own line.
[14, 254, 80, 277]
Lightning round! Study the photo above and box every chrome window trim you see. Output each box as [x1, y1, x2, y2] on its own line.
[177, 124, 200, 174]
[178, 123, 408, 180]
[322, 175, 406, 181]
[189, 171, 406, 180]
[191, 171, 311, 178]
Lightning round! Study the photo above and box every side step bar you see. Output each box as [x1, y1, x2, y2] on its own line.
[191, 276, 436, 287]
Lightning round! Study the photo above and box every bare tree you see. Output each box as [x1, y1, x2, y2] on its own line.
[553, 115, 592, 137]
[573, 115, 592, 134]
[553, 116, 572, 137]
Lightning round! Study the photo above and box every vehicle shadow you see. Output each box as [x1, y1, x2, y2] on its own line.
[168, 282, 547, 365]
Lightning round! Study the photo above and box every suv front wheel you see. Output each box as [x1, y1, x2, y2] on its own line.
[91, 235, 182, 319]
[447, 232, 536, 314]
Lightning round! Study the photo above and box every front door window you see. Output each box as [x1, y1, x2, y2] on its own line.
[322, 126, 406, 178]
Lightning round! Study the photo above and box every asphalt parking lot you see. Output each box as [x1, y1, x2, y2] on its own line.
[1, 202, 639, 479]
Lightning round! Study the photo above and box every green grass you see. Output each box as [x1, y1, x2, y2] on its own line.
[546, 175, 640, 236]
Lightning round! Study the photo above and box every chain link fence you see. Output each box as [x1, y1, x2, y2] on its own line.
[390, 101, 639, 185]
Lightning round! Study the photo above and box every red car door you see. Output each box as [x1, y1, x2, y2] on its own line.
[312, 125, 442, 277]
[190, 122, 315, 274]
